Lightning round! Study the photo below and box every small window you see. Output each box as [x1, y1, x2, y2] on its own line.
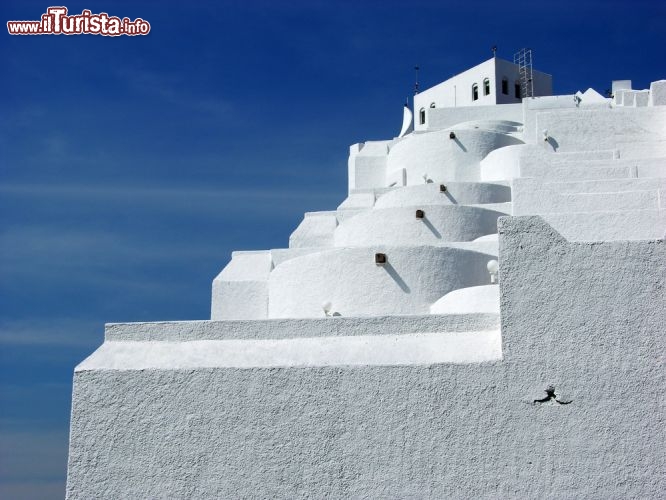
[472, 84, 479, 101]
[483, 78, 490, 96]
[430, 102, 436, 108]
[515, 82, 521, 99]
[501, 78, 508, 95]
[419, 108, 425, 124]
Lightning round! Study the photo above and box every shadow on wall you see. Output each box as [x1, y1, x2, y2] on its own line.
[546, 136, 559, 151]
[442, 190, 458, 204]
[422, 217, 442, 239]
[382, 262, 411, 293]
[453, 137, 468, 152]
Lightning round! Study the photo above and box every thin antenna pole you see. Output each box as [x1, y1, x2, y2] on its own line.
[414, 65, 419, 95]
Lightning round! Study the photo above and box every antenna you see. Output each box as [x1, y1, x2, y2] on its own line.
[513, 48, 534, 99]
[492, 45, 497, 57]
[414, 65, 420, 95]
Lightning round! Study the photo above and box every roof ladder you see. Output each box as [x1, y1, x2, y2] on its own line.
[513, 48, 534, 99]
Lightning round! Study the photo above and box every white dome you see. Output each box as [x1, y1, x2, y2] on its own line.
[386, 128, 523, 185]
[430, 285, 499, 315]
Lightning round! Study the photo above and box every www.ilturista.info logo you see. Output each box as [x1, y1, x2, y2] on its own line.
[7, 6, 150, 36]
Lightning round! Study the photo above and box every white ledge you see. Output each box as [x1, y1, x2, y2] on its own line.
[77, 330, 502, 371]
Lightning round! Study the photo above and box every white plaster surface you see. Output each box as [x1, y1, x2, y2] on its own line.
[542, 177, 666, 194]
[211, 251, 273, 320]
[472, 233, 498, 242]
[479, 143, 528, 180]
[269, 247, 321, 267]
[77, 330, 502, 370]
[67, 217, 665, 499]
[211, 279, 268, 320]
[454, 119, 522, 134]
[398, 105, 413, 137]
[521, 95, 577, 143]
[614, 89, 629, 106]
[386, 128, 523, 184]
[67, 66, 666, 499]
[426, 103, 523, 131]
[616, 140, 666, 159]
[413, 57, 551, 126]
[385, 166, 406, 187]
[268, 246, 495, 318]
[535, 107, 666, 152]
[215, 250, 272, 281]
[634, 90, 650, 107]
[650, 80, 666, 106]
[579, 87, 608, 106]
[612, 79, 632, 93]
[517, 156, 666, 182]
[333, 206, 506, 246]
[620, 90, 636, 106]
[347, 140, 396, 191]
[104, 314, 501, 341]
[541, 209, 666, 241]
[513, 183, 661, 214]
[525, 95, 577, 110]
[336, 192, 375, 210]
[429, 284, 499, 314]
[374, 182, 510, 208]
[288, 212, 338, 248]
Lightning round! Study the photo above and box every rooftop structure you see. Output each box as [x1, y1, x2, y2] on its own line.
[66, 59, 666, 499]
[413, 55, 552, 130]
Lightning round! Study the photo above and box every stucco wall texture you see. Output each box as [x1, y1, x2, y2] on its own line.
[67, 217, 665, 499]
[67, 68, 666, 498]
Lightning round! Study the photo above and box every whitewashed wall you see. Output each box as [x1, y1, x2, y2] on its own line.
[386, 129, 523, 184]
[67, 218, 665, 499]
[267, 246, 494, 318]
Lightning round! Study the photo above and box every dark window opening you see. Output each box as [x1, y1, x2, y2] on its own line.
[472, 84, 479, 101]
[501, 78, 508, 95]
[419, 108, 426, 124]
[515, 82, 521, 99]
[483, 78, 490, 96]
[430, 102, 436, 108]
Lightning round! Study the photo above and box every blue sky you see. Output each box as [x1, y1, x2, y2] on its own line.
[1, 0, 664, 497]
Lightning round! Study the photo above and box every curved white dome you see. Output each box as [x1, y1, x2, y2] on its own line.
[268, 246, 495, 318]
[473, 234, 499, 242]
[452, 119, 522, 134]
[386, 128, 523, 185]
[480, 143, 540, 181]
[334, 206, 506, 247]
[430, 285, 499, 315]
[374, 182, 511, 208]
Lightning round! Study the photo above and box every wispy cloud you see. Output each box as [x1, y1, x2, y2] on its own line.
[0, 318, 103, 348]
[0, 225, 214, 301]
[113, 66, 234, 120]
[0, 481, 65, 500]
[0, 182, 340, 214]
[0, 182, 341, 320]
[0, 427, 68, 500]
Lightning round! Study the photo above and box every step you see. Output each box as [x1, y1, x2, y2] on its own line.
[541, 177, 666, 194]
[514, 187, 660, 215]
[542, 209, 666, 241]
[94, 314, 503, 368]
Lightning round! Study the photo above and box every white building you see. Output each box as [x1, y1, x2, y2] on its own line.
[413, 56, 552, 130]
[66, 59, 666, 499]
